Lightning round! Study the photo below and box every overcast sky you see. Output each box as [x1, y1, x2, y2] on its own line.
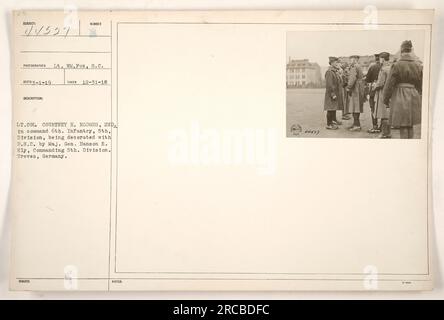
[287, 29, 425, 68]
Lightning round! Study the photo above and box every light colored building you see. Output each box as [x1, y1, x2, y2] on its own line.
[286, 58, 322, 88]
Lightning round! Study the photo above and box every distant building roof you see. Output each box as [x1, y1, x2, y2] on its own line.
[287, 58, 320, 69]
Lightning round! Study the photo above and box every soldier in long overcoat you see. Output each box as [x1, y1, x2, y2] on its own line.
[340, 62, 351, 120]
[366, 54, 382, 132]
[346, 55, 365, 131]
[374, 52, 392, 138]
[383, 40, 422, 139]
[324, 56, 344, 130]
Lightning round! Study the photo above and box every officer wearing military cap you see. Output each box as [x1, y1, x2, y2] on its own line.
[323, 56, 344, 130]
[366, 53, 382, 133]
[383, 40, 422, 139]
[346, 55, 365, 131]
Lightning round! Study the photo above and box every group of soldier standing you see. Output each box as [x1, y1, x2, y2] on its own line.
[323, 40, 423, 139]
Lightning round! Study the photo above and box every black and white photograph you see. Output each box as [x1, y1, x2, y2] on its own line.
[286, 30, 425, 139]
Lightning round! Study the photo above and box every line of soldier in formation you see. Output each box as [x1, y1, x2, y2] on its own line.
[324, 40, 423, 139]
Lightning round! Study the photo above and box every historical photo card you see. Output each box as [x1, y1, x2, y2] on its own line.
[9, 10, 433, 291]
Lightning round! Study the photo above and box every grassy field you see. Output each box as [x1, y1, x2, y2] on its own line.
[286, 88, 421, 139]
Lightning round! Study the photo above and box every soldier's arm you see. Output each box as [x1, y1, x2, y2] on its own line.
[342, 74, 348, 87]
[365, 65, 375, 83]
[383, 64, 398, 105]
[375, 69, 387, 90]
[416, 65, 423, 95]
[325, 71, 336, 99]
[346, 67, 357, 91]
